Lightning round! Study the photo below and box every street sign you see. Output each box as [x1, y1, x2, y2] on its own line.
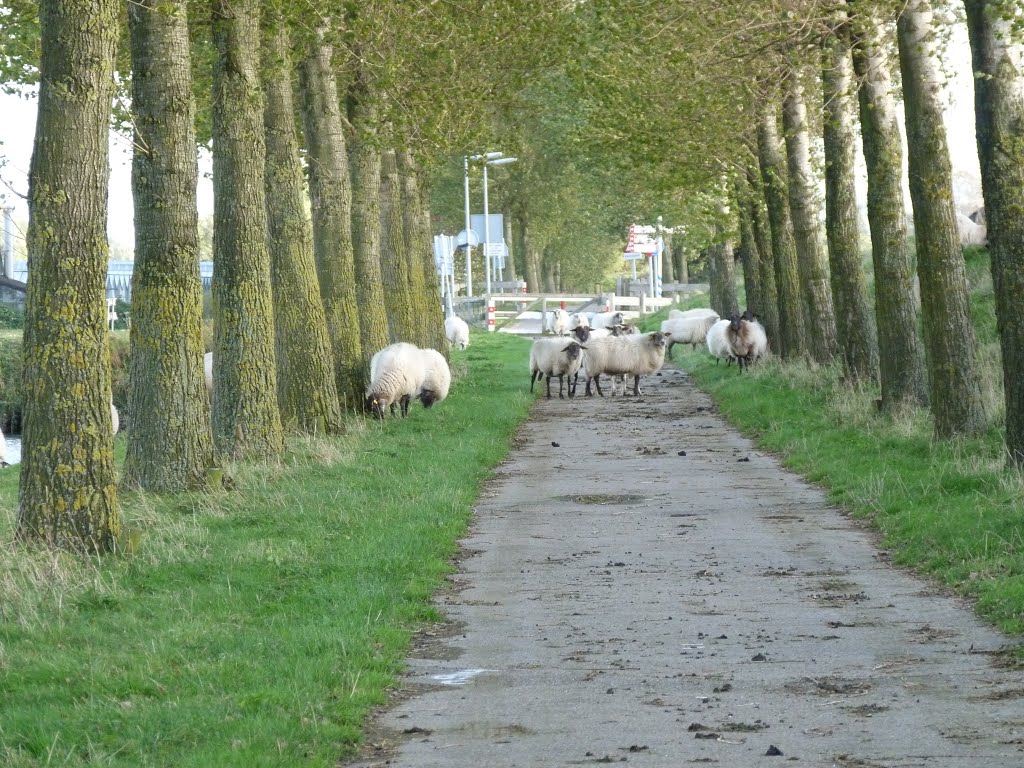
[623, 252, 645, 261]
[485, 242, 505, 258]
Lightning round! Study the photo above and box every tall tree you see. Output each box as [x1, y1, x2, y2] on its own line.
[380, 149, 416, 342]
[17, 0, 120, 551]
[262, 19, 342, 434]
[398, 150, 447, 352]
[734, 179, 762, 317]
[821, 12, 879, 384]
[850, 5, 928, 411]
[300, 29, 363, 407]
[210, 0, 283, 459]
[758, 107, 807, 359]
[348, 65, 390, 365]
[964, 0, 1024, 464]
[746, 161, 781, 351]
[123, 0, 213, 490]
[783, 68, 839, 363]
[897, 0, 985, 436]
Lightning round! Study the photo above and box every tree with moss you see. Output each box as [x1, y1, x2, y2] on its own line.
[17, 0, 121, 552]
[123, 0, 214, 490]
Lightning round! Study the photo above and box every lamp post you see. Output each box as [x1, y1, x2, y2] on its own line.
[482, 156, 518, 294]
[463, 156, 473, 296]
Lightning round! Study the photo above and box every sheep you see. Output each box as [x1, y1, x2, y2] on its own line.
[706, 318, 736, 365]
[544, 308, 570, 336]
[529, 338, 587, 399]
[586, 324, 632, 340]
[740, 310, 768, 364]
[569, 312, 590, 330]
[581, 331, 669, 397]
[668, 307, 718, 321]
[661, 311, 720, 358]
[707, 314, 763, 371]
[570, 325, 591, 344]
[366, 342, 425, 418]
[590, 311, 624, 330]
[204, 351, 213, 394]
[416, 348, 451, 408]
[444, 316, 470, 350]
[111, 398, 120, 436]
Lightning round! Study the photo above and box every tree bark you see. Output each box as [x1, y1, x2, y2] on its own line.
[673, 239, 688, 285]
[397, 150, 447, 352]
[123, 0, 213, 490]
[850, 6, 929, 410]
[210, 0, 283, 460]
[783, 69, 839, 363]
[662, 234, 675, 285]
[758, 108, 807, 359]
[381, 149, 416, 343]
[299, 30, 363, 409]
[964, 0, 1024, 464]
[17, 0, 121, 551]
[519, 211, 543, 293]
[734, 180, 761, 317]
[708, 236, 739, 319]
[897, 0, 985, 436]
[822, 13, 879, 384]
[262, 20, 341, 435]
[746, 161, 781, 351]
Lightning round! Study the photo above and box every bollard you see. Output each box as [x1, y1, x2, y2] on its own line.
[487, 297, 496, 332]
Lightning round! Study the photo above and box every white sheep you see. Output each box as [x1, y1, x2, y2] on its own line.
[661, 311, 720, 358]
[529, 337, 587, 399]
[204, 351, 213, 394]
[366, 342, 425, 418]
[444, 316, 470, 350]
[569, 312, 590, 330]
[707, 314, 764, 371]
[581, 331, 669, 397]
[111, 398, 120, 436]
[705, 318, 735, 365]
[544, 308, 570, 336]
[668, 307, 718, 320]
[416, 348, 451, 408]
[590, 311, 624, 330]
[741, 310, 768, 364]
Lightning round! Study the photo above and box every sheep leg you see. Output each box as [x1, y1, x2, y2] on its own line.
[545, 374, 552, 399]
[667, 341, 675, 360]
[530, 369, 538, 393]
[400, 395, 411, 417]
[557, 374, 565, 399]
[633, 375, 641, 396]
[594, 375, 605, 397]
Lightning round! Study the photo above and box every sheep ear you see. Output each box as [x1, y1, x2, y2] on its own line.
[579, 345, 588, 350]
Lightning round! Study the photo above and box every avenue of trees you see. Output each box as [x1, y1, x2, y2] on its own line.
[1, 0, 1022, 553]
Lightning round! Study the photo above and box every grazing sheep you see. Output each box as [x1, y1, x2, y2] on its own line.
[661, 311, 720, 358]
[581, 331, 669, 397]
[445, 316, 470, 350]
[366, 342, 425, 418]
[544, 308, 571, 336]
[590, 311, 625, 330]
[529, 338, 587, 399]
[417, 348, 451, 408]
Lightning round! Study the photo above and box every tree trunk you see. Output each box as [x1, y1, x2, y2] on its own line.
[381, 149, 416, 343]
[758, 109, 807, 359]
[299, 30, 363, 409]
[210, 0, 283, 460]
[519, 212, 542, 293]
[734, 180, 761, 317]
[17, 0, 121, 551]
[747, 161, 781, 351]
[783, 69, 839, 363]
[349, 75, 390, 366]
[397, 150, 447, 352]
[708, 236, 739, 319]
[897, 0, 985, 436]
[850, 7, 929, 411]
[123, 0, 213, 490]
[822, 14, 879, 384]
[262, 20, 341, 435]
[673, 239, 688, 285]
[964, 0, 1024, 464]
[662, 235, 675, 285]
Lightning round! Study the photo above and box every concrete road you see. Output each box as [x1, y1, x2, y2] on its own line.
[348, 367, 1023, 767]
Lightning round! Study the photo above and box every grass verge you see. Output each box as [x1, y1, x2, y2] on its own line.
[0, 331, 535, 767]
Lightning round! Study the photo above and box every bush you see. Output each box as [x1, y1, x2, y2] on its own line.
[0, 304, 25, 330]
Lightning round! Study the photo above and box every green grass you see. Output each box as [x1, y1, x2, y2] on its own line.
[0, 331, 536, 767]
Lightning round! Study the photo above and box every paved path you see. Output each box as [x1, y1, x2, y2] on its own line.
[350, 367, 1023, 767]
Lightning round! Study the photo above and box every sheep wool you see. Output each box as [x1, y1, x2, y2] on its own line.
[445, 316, 470, 350]
[544, 308, 570, 336]
[417, 348, 451, 408]
[661, 311, 720, 358]
[581, 331, 669, 397]
[590, 311, 624, 330]
[367, 342, 426, 418]
[529, 337, 587, 399]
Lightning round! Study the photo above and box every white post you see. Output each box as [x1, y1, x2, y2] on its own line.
[483, 163, 491, 296]
[463, 156, 473, 297]
[647, 254, 655, 298]
[487, 296, 496, 333]
[640, 292, 647, 315]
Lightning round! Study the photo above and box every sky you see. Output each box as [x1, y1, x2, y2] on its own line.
[0, 21, 982, 260]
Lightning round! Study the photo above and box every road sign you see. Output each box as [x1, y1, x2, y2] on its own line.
[623, 252, 645, 261]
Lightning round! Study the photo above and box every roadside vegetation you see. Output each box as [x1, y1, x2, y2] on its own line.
[644, 248, 1024, 638]
[0, 332, 535, 767]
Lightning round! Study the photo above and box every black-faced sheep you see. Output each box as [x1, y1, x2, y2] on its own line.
[529, 338, 587, 399]
[661, 309, 720, 358]
[581, 331, 669, 397]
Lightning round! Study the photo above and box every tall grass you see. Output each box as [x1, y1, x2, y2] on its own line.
[652, 249, 1023, 640]
[0, 332, 536, 767]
